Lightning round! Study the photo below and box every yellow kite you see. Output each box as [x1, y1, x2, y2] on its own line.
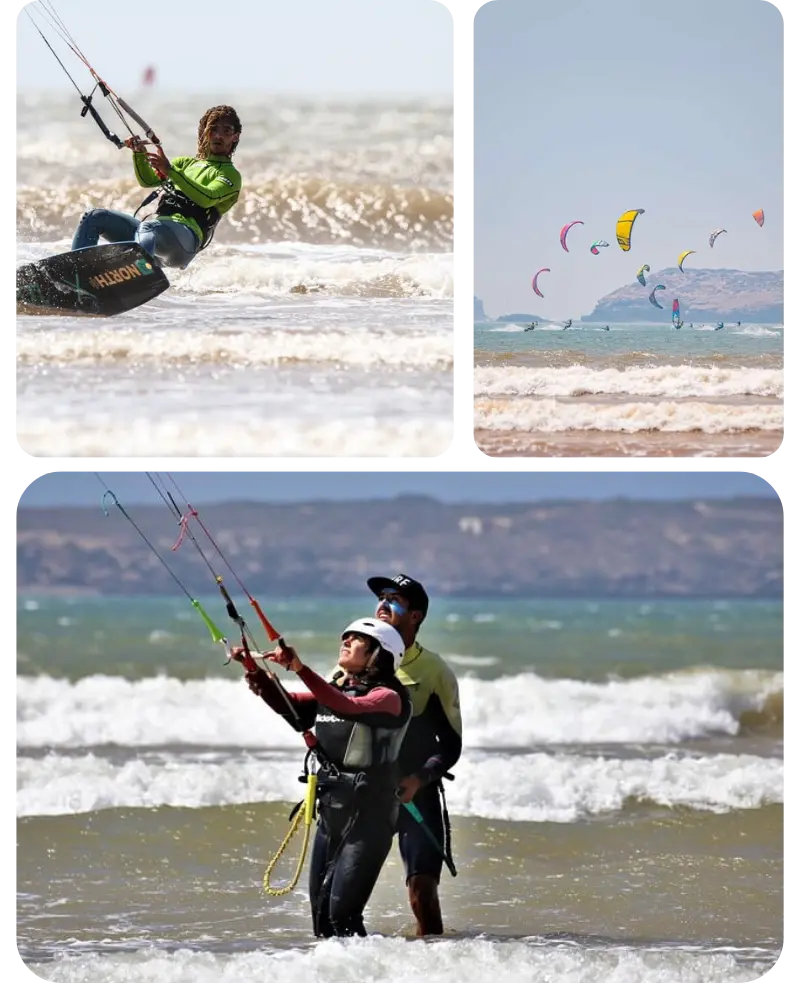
[615, 209, 645, 252]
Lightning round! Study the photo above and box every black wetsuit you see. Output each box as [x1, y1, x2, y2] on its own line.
[255, 665, 411, 936]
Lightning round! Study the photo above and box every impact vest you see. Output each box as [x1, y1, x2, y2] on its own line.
[314, 673, 411, 786]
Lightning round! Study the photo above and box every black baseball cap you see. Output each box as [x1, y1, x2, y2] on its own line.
[367, 574, 429, 616]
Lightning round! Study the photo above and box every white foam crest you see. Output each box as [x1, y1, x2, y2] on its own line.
[16, 675, 301, 750]
[445, 750, 783, 823]
[29, 936, 770, 983]
[474, 398, 783, 434]
[17, 669, 781, 752]
[169, 247, 453, 299]
[16, 327, 452, 370]
[474, 365, 783, 399]
[17, 748, 782, 820]
[459, 670, 782, 746]
[18, 415, 453, 458]
[16, 751, 301, 817]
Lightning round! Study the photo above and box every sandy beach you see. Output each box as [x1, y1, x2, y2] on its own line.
[475, 427, 783, 458]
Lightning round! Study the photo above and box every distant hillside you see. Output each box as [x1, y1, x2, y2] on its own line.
[17, 497, 782, 599]
[474, 297, 487, 320]
[582, 268, 783, 322]
[497, 313, 546, 324]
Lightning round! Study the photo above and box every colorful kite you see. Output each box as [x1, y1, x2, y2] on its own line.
[753, 208, 765, 227]
[532, 268, 550, 298]
[590, 239, 610, 255]
[559, 220, 584, 252]
[678, 250, 696, 273]
[636, 264, 650, 286]
[648, 284, 666, 309]
[709, 228, 727, 249]
[615, 208, 645, 251]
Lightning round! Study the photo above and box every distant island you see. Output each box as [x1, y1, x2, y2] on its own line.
[496, 313, 547, 323]
[477, 268, 783, 323]
[474, 299, 544, 324]
[583, 268, 783, 322]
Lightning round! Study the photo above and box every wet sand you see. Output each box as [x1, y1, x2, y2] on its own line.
[474, 428, 783, 458]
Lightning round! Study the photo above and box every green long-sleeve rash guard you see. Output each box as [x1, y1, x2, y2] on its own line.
[132, 151, 242, 245]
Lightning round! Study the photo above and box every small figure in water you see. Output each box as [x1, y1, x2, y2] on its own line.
[737, 321, 741, 327]
[562, 319, 572, 330]
[524, 321, 537, 331]
[689, 323, 693, 329]
[714, 321, 724, 331]
[602, 325, 609, 332]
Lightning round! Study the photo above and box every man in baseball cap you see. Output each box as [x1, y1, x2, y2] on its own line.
[367, 574, 429, 617]
[367, 573, 462, 937]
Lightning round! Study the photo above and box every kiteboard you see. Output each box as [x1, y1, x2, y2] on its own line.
[16, 243, 169, 317]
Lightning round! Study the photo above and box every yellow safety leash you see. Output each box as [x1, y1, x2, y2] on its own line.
[263, 772, 318, 896]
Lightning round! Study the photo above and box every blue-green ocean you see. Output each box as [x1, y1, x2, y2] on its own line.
[474, 320, 783, 456]
[17, 594, 783, 982]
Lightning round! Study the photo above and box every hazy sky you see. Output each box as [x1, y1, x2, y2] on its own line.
[18, 472, 778, 507]
[474, 0, 784, 318]
[15, 0, 453, 97]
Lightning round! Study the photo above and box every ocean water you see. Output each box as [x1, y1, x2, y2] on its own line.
[17, 594, 783, 983]
[16, 93, 453, 457]
[474, 321, 783, 457]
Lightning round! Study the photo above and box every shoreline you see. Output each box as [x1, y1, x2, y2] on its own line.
[474, 428, 783, 458]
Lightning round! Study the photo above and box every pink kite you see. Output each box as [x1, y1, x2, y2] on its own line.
[559, 220, 584, 252]
[532, 268, 550, 297]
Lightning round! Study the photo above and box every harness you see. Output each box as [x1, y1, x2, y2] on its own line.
[134, 182, 220, 251]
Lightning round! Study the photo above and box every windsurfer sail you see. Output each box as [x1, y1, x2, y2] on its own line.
[672, 298, 684, 329]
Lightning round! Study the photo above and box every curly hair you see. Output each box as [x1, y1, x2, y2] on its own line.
[197, 105, 242, 158]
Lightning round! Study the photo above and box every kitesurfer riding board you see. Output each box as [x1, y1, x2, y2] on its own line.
[72, 106, 242, 271]
[22, 8, 242, 310]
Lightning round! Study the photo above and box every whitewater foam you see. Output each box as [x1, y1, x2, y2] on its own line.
[474, 365, 783, 399]
[474, 398, 782, 434]
[17, 668, 782, 752]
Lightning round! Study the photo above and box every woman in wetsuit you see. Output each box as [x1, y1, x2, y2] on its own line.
[241, 618, 411, 938]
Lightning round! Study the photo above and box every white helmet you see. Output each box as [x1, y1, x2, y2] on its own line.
[341, 617, 405, 669]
